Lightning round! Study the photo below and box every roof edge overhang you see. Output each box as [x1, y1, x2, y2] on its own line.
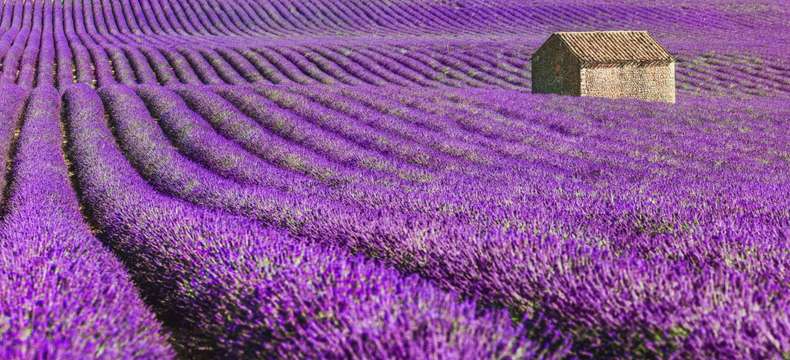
[530, 30, 676, 64]
[580, 59, 676, 68]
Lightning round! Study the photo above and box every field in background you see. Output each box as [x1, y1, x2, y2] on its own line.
[0, 0, 787, 98]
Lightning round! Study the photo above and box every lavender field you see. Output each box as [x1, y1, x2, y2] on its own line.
[0, 0, 788, 359]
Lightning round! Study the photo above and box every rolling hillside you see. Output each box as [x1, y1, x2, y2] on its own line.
[0, 1, 787, 359]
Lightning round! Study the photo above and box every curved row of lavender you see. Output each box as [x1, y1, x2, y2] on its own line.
[0, 0, 786, 98]
[61, 83, 567, 358]
[0, 85, 173, 358]
[60, 81, 787, 358]
[4, 80, 786, 358]
[0, 0, 759, 41]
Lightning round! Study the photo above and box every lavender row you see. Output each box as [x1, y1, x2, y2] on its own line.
[8, 0, 756, 38]
[62, 83, 567, 358]
[0, 86, 173, 358]
[0, 85, 26, 201]
[0, 0, 786, 97]
[122, 84, 790, 358]
[102, 84, 606, 356]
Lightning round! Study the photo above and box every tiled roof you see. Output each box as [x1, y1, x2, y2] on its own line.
[545, 31, 675, 65]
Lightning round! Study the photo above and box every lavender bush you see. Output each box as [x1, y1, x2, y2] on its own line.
[0, 86, 173, 358]
[62, 84, 568, 359]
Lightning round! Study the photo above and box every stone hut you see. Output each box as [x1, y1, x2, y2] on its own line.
[531, 31, 676, 103]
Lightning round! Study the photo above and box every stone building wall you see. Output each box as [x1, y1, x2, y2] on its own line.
[531, 39, 581, 96]
[579, 62, 676, 103]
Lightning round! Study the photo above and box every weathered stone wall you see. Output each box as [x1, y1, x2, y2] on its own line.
[532, 39, 581, 96]
[579, 62, 676, 103]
